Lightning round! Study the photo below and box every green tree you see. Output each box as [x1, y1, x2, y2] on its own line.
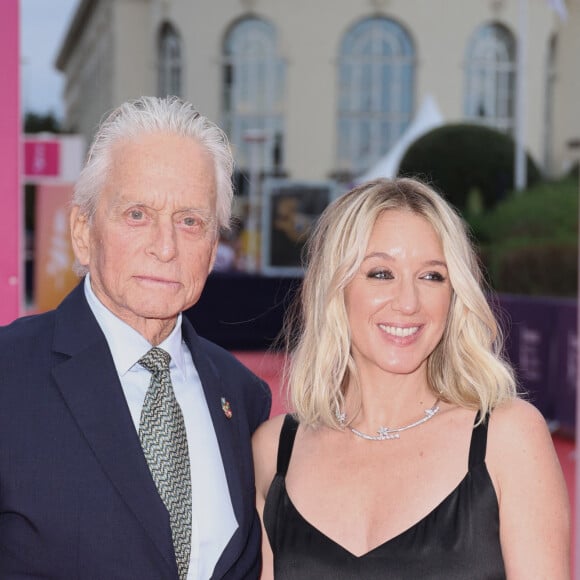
[24, 112, 61, 134]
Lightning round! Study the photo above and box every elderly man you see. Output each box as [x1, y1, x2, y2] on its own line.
[0, 97, 271, 579]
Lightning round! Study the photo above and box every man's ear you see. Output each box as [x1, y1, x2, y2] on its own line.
[70, 205, 91, 268]
[207, 235, 218, 274]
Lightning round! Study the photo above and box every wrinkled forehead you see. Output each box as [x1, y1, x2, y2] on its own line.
[95, 134, 216, 208]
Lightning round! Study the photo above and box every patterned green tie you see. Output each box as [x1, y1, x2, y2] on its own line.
[138, 347, 192, 580]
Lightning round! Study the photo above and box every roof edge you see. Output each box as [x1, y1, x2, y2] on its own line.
[55, 0, 98, 71]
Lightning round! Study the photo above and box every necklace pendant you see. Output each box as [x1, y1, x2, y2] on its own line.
[341, 399, 441, 442]
[377, 427, 399, 440]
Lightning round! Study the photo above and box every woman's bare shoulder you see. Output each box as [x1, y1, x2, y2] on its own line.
[253, 413, 288, 448]
[488, 398, 552, 442]
[486, 397, 562, 493]
[486, 401, 570, 576]
[252, 413, 289, 497]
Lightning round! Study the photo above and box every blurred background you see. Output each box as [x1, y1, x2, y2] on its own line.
[17, 0, 579, 423]
[7, 0, 580, 570]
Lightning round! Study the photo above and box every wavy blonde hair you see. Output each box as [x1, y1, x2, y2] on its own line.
[284, 177, 517, 428]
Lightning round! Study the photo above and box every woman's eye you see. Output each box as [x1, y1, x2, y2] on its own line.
[129, 209, 144, 220]
[423, 272, 446, 282]
[367, 269, 393, 280]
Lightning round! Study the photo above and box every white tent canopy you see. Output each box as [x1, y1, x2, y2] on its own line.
[356, 94, 444, 183]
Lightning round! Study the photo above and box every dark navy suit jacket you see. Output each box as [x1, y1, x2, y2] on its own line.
[0, 283, 271, 579]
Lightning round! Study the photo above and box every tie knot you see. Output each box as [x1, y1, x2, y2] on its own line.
[139, 347, 171, 375]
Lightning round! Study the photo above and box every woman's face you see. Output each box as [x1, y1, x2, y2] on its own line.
[344, 209, 452, 381]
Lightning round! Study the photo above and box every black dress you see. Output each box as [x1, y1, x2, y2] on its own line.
[263, 413, 506, 579]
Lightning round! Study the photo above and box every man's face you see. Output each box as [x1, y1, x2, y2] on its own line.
[71, 131, 218, 343]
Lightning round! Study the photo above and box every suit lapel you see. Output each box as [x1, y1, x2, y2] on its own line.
[51, 284, 177, 576]
[182, 320, 248, 575]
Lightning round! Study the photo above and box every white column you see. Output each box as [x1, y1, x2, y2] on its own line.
[243, 129, 267, 273]
[514, 0, 528, 192]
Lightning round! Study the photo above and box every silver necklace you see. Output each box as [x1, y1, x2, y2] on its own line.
[338, 399, 440, 441]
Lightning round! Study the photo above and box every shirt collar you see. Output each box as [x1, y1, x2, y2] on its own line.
[83, 275, 185, 376]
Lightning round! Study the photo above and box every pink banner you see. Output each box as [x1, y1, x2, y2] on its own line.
[0, 0, 20, 325]
[24, 140, 60, 177]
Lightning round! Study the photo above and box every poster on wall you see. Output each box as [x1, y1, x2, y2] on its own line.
[261, 179, 338, 276]
[34, 184, 79, 312]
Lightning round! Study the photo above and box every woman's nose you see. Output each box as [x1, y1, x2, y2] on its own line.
[391, 278, 420, 314]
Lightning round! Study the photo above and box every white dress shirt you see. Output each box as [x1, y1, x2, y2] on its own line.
[84, 276, 238, 579]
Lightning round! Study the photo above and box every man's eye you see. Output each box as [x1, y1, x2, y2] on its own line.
[129, 209, 144, 220]
[181, 215, 211, 231]
[183, 216, 199, 227]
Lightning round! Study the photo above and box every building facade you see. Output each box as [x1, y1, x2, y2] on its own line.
[56, 0, 579, 183]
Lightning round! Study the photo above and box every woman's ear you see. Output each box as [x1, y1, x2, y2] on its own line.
[70, 205, 91, 269]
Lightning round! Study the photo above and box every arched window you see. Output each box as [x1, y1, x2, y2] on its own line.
[158, 22, 182, 97]
[464, 23, 516, 134]
[337, 17, 415, 176]
[223, 18, 285, 172]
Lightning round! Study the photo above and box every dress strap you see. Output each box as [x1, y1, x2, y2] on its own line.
[468, 411, 490, 469]
[276, 414, 299, 476]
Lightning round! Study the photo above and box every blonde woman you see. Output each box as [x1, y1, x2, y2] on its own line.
[253, 178, 569, 579]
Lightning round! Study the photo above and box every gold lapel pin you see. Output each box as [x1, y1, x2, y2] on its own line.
[221, 397, 233, 419]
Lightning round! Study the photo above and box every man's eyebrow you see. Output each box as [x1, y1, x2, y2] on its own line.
[175, 207, 213, 214]
[112, 201, 213, 216]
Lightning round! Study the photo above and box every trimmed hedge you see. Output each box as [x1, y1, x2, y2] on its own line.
[493, 242, 577, 296]
[470, 178, 578, 297]
[399, 123, 541, 211]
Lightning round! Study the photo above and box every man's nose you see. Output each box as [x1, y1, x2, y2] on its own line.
[148, 220, 178, 262]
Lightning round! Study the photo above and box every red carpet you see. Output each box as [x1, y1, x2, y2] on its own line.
[233, 351, 288, 416]
[234, 350, 577, 568]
